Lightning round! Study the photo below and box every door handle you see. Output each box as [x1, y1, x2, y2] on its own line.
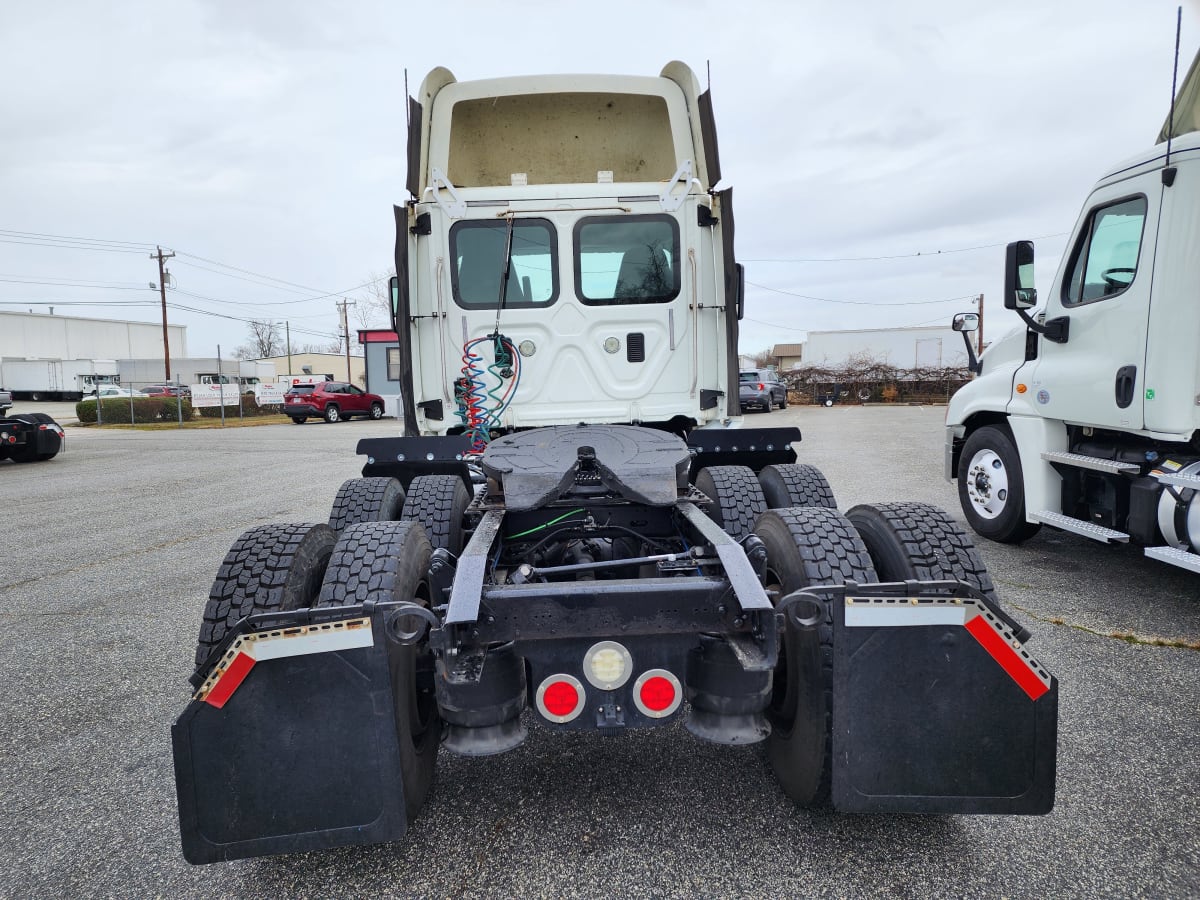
[1115, 365, 1137, 409]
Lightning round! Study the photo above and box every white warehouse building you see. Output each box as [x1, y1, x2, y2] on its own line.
[0, 310, 187, 360]
[801, 325, 970, 369]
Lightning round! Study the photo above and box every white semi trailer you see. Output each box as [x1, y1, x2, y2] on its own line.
[946, 45, 1200, 575]
[0, 357, 119, 401]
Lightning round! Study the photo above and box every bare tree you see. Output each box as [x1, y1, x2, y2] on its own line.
[751, 347, 776, 368]
[234, 320, 282, 359]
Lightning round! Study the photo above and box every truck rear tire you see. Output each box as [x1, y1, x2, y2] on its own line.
[328, 477, 406, 533]
[695, 465, 767, 541]
[193, 523, 336, 676]
[754, 507, 877, 807]
[316, 520, 441, 821]
[758, 463, 836, 510]
[400, 474, 471, 555]
[958, 425, 1041, 543]
[846, 502, 999, 604]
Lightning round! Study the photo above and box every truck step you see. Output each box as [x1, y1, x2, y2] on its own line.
[1151, 470, 1200, 490]
[1030, 510, 1130, 543]
[1144, 546, 1200, 574]
[1041, 451, 1140, 475]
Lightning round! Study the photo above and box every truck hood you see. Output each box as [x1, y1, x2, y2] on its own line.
[979, 321, 1026, 372]
[946, 320, 1027, 428]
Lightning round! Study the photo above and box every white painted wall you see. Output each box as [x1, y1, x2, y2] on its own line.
[803, 326, 968, 368]
[0, 311, 187, 360]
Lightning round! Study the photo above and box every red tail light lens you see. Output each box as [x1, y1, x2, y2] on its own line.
[535, 674, 585, 723]
[633, 669, 682, 718]
[757, 382, 765, 391]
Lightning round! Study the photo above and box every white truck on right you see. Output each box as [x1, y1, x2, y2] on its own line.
[946, 46, 1200, 574]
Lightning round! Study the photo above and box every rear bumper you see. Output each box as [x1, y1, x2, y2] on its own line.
[739, 390, 771, 407]
[284, 403, 320, 417]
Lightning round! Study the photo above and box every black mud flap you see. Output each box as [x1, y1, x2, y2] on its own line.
[831, 591, 1058, 814]
[172, 613, 409, 863]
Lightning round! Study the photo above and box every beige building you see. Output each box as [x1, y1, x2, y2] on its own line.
[771, 343, 805, 370]
[259, 352, 366, 387]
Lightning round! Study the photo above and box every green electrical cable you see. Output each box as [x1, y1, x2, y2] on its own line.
[506, 508, 586, 539]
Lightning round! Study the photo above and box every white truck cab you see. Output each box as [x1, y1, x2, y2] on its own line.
[391, 63, 744, 441]
[946, 49, 1200, 573]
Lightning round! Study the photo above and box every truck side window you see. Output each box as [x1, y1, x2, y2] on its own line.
[1062, 196, 1147, 307]
[450, 218, 557, 309]
[574, 215, 680, 305]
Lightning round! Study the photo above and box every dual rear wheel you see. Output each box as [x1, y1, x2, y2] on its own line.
[698, 463, 1005, 808]
[192, 473, 475, 823]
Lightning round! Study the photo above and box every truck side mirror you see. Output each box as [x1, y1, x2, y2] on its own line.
[1004, 241, 1037, 310]
[952, 312, 979, 333]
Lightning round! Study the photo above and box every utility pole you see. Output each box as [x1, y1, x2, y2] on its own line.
[336, 299, 356, 383]
[977, 293, 985, 357]
[151, 246, 176, 380]
[285, 321, 293, 376]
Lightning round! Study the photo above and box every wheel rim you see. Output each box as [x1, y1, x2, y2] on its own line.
[965, 448, 1010, 520]
[327, 407, 339, 422]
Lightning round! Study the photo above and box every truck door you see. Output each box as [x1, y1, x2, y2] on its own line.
[1026, 177, 1158, 431]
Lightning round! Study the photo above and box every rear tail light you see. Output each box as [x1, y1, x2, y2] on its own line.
[633, 669, 682, 719]
[757, 383, 764, 391]
[535, 674, 586, 723]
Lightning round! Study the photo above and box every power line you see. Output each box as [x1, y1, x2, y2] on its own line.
[0, 276, 151, 289]
[0, 228, 155, 248]
[742, 232, 1070, 263]
[0, 236, 149, 254]
[746, 280, 975, 307]
[171, 250, 338, 294]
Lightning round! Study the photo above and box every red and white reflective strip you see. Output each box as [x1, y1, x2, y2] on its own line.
[195, 617, 374, 709]
[845, 597, 1051, 701]
[632, 669, 682, 719]
[535, 674, 586, 723]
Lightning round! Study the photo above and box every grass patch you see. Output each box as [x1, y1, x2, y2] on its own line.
[1010, 601, 1200, 650]
[72, 416, 292, 431]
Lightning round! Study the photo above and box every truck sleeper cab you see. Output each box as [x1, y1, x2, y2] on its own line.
[393, 65, 742, 439]
[946, 100, 1200, 574]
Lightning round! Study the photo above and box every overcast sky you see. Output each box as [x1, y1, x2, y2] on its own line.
[2, 0, 1197, 360]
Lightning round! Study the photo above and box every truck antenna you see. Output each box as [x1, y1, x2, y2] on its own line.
[1164, 5, 1182, 183]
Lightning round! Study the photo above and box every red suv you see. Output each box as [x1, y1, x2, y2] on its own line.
[284, 382, 386, 424]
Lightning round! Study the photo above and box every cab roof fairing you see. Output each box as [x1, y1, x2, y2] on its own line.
[406, 63, 719, 198]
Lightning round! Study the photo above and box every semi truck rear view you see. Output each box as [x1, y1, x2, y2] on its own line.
[171, 63, 1058, 864]
[946, 42, 1200, 574]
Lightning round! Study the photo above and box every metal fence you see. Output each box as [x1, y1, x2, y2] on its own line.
[77, 381, 286, 427]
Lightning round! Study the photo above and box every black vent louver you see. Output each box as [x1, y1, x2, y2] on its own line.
[626, 332, 646, 363]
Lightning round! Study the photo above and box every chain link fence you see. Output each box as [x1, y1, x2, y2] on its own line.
[75, 381, 286, 426]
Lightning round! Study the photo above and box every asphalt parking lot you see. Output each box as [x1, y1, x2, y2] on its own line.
[2, 406, 1198, 898]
